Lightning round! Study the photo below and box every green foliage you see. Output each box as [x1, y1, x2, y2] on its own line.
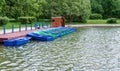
[38, 19, 50, 22]
[0, 17, 9, 26]
[111, 9, 120, 18]
[0, 0, 91, 23]
[9, 18, 16, 22]
[107, 18, 117, 24]
[1, 0, 120, 23]
[72, 16, 87, 23]
[18, 17, 36, 24]
[91, 0, 120, 18]
[90, 14, 102, 19]
[2, 0, 44, 19]
[43, 0, 91, 23]
[0, 0, 6, 16]
[90, 0, 104, 15]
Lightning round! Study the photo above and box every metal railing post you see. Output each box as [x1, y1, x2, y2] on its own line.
[25, 24, 27, 31]
[19, 24, 22, 32]
[34, 22, 37, 30]
[31, 23, 32, 30]
[42, 22, 44, 28]
[12, 24, 14, 33]
[39, 23, 40, 29]
[3, 24, 6, 34]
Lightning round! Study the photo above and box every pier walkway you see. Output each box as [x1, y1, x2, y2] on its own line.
[0, 28, 48, 42]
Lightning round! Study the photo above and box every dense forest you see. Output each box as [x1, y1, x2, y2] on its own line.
[0, 0, 120, 22]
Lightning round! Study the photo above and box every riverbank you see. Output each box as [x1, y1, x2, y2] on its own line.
[67, 20, 120, 24]
[66, 24, 120, 28]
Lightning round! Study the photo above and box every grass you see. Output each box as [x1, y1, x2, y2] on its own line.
[87, 20, 107, 24]
[87, 19, 120, 24]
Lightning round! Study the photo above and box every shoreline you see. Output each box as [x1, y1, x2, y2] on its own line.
[1, 24, 120, 34]
[66, 24, 120, 28]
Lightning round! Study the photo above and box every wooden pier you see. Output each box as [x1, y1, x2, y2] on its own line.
[0, 28, 47, 42]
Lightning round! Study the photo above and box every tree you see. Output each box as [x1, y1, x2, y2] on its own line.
[91, 0, 120, 18]
[1, 0, 91, 22]
[0, 0, 6, 16]
[111, 0, 120, 18]
[90, 0, 104, 15]
[44, 0, 91, 22]
[3, 0, 44, 19]
[101, 0, 116, 18]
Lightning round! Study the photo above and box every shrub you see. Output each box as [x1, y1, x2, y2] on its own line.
[66, 16, 87, 23]
[18, 17, 36, 24]
[9, 18, 16, 22]
[0, 17, 9, 26]
[107, 18, 117, 24]
[38, 19, 50, 22]
[90, 14, 102, 19]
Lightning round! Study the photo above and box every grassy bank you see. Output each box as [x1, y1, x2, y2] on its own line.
[67, 19, 120, 24]
[87, 20, 107, 24]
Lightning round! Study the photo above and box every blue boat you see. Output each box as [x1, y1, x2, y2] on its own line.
[27, 27, 76, 41]
[27, 33, 55, 41]
[4, 37, 31, 46]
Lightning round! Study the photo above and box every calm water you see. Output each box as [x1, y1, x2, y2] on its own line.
[1, 27, 120, 71]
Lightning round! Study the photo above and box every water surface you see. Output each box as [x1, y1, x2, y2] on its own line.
[0, 27, 120, 71]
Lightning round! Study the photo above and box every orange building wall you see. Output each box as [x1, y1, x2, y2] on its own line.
[52, 17, 65, 27]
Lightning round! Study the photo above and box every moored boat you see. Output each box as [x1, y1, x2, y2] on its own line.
[4, 37, 31, 46]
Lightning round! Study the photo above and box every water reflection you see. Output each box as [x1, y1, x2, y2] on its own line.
[0, 27, 120, 71]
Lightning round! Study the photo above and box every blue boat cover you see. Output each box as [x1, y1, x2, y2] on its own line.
[27, 27, 76, 41]
[27, 33, 54, 41]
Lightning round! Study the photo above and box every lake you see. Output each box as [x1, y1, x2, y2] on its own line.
[0, 27, 120, 71]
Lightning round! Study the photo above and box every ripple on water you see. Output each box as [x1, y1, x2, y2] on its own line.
[1, 27, 120, 71]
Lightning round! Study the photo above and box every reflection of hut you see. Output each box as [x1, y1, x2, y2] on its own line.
[52, 17, 65, 27]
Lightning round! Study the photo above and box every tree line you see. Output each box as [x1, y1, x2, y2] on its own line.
[91, 0, 120, 18]
[0, 0, 120, 22]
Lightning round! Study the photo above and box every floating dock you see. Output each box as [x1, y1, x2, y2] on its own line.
[1, 27, 76, 46]
[0, 17, 79, 46]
